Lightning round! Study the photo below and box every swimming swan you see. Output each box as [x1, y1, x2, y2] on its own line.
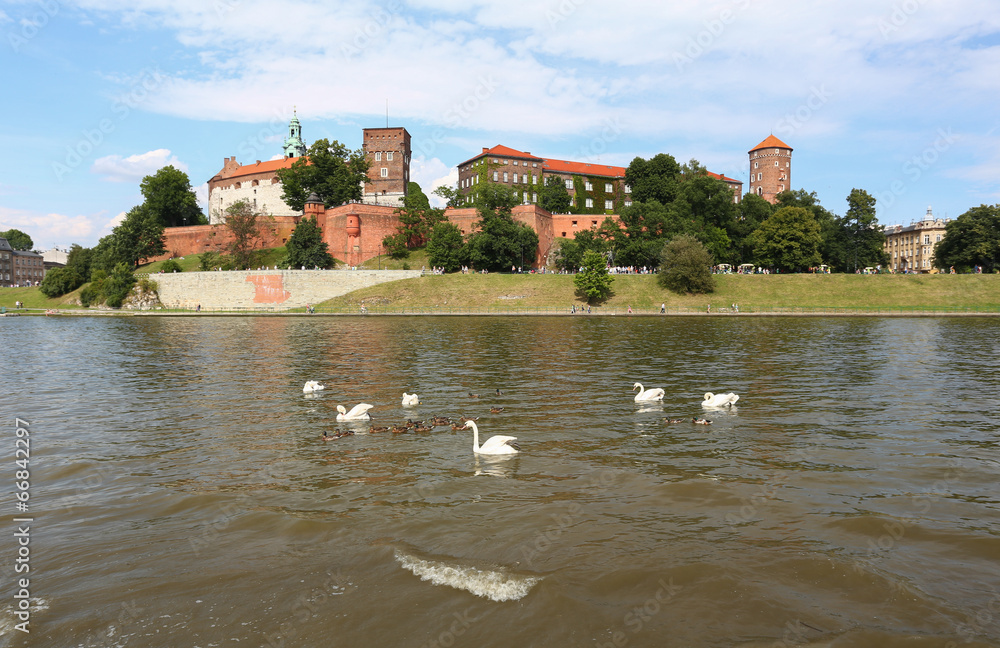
[463, 420, 520, 455]
[402, 392, 420, 406]
[633, 382, 665, 402]
[702, 392, 739, 408]
[303, 380, 326, 393]
[337, 403, 373, 421]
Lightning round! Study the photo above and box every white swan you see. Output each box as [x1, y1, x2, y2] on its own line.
[463, 420, 520, 455]
[303, 380, 325, 393]
[336, 403, 373, 421]
[633, 382, 665, 402]
[702, 392, 739, 408]
[401, 392, 420, 407]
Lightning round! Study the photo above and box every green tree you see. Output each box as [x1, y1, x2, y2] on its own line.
[404, 182, 431, 211]
[432, 184, 463, 208]
[464, 185, 539, 272]
[733, 194, 773, 264]
[624, 153, 682, 205]
[0, 228, 33, 251]
[574, 250, 614, 303]
[426, 222, 465, 272]
[222, 200, 273, 270]
[66, 244, 95, 282]
[103, 262, 137, 308]
[540, 175, 571, 213]
[285, 217, 335, 269]
[383, 198, 447, 257]
[275, 139, 369, 211]
[104, 205, 166, 268]
[933, 204, 1000, 272]
[39, 266, 84, 297]
[658, 235, 715, 294]
[748, 206, 823, 272]
[554, 238, 584, 272]
[140, 166, 207, 227]
[775, 189, 838, 263]
[835, 189, 888, 272]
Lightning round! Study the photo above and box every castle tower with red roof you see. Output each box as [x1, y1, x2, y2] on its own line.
[748, 135, 792, 204]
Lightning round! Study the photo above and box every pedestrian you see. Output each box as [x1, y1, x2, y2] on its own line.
[627, 305, 632, 314]
[707, 304, 711, 313]
[196, 304, 201, 312]
[660, 303, 665, 314]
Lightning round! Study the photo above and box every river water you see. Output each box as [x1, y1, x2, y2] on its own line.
[1, 315, 999, 647]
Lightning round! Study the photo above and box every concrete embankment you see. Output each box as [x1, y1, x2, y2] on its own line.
[150, 269, 422, 310]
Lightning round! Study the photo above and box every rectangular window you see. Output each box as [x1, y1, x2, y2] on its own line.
[565, 179, 573, 189]
[605, 200, 613, 210]
[375, 152, 381, 161]
[532, 163, 537, 167]
[503, 172, 509, 182]
[585, 181, 593, 191]
[387, 152, 393, 161]
[924, 235, 930, 244]
[380, 168, 388, 177]
[586, 198, 594, 208]
[532, 193, 538, 203]
[523, 192, 528, 203]
[624, 185, 631, 194]
[624, 200, 632, 207]
[493, 171, 498, 181]
[532, 175, 537, 184]
[605, 183, 613, 192]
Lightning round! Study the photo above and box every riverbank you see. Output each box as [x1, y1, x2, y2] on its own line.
[3, 273, 999, 315]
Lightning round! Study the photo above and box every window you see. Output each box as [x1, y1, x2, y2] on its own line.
[532, 193, 538, 203]
[592, 221, 598, 226]
[936, 235, 941, 242]
[380, 168, 388, 177]
[513, 161, 519, 166]
[503, 172, 508, 182]
[625, 200, 632, 207]
[585, 181, 593, 191]
[532, 163, 537, 168]
[775, 161, 779, 167]
[513, 173, 518, 183]
[605, 183, 613, 192]
[624, 185, 631, 194]
[572, 220, 578, 226]
[532, 175, 537, 184]
[387, 152, 393, 161]
[585, 198, 594, 208]
[375, 152, 382, 161]
[754, 162, 758, 169]
[605, 200, 613, 210]
[757, 173, 762, 181]
[924, 235, 930, 244]
[493, 171, 499, 181]
[565, 179, 573, 189]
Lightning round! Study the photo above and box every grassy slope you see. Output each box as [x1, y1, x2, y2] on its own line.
[317, 273, 1000, 312]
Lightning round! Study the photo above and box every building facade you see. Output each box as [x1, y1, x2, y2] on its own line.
[207, 117, 411, 224]
[0, 237, 46, 287]
[362, 127, 411, 207]
[883, 207, 950, 273]
[456, 145, 742, 213]
[748, 135, 792, 204]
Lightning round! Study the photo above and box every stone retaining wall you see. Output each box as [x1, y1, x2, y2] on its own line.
[151, 269, 422, 310]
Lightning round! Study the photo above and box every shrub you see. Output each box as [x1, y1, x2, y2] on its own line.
[40, 267, 84, 297]
[658, 235, 715, 295]
[160, 259, 182, 273]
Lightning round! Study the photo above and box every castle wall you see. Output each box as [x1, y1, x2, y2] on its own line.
[157, 217, 300, 261]
[152, 269, 422, 310]
[208, 174, 299, 223]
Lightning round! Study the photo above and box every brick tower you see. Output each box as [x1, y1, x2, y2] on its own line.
[748, 135, 792, 204]
[362, 127, 411, 207]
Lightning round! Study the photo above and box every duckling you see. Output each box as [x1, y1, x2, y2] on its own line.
[692, 418, 712, 425]
[406, 418, 423, 428]
[391, 425, 410, 434]
[451, 423, 466, 431]
[490, 406, 505, 414]
[430, 416, 452, 427]
[413, 424, 433, 433]
[369, 425, 390, 434]
[664, 418, 686, 424]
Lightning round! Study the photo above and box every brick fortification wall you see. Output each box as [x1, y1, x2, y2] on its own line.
[153, 269, 423, 310]
[156, 217, 300, 260]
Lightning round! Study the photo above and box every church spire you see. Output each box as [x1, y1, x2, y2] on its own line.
[283, 108, 307, 158]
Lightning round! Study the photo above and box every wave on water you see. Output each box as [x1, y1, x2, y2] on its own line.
[0, 598, 49, 639]
[394, 551, 541, 602]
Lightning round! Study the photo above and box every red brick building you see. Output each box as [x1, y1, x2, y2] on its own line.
[748, 135, 792, 204]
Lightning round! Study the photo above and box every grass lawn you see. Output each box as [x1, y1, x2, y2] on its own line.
[316, 272, 1000, 313]
[0, 285, 85, 310]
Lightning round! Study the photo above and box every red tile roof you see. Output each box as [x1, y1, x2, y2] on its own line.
[459, 145, 544, 167]
[706, 171, 742, 184]
[543, 157, 626, 178]
[226, 157, 306, 179]
[749, 135, 792, 152]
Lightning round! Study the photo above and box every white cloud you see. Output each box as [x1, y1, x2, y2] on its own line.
[0, 10, 12, 24]
[91, 149, 187, 182]
[0, 206, 98, 250]
[409, 157, 455, 207]
[194, 182, 209, 211]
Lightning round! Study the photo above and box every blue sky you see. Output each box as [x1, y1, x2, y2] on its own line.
[1, 0, 998, 250]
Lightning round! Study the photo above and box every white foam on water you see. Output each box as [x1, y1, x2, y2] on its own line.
[0, 598, 49, 638]
[395, 551, 541, 602]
